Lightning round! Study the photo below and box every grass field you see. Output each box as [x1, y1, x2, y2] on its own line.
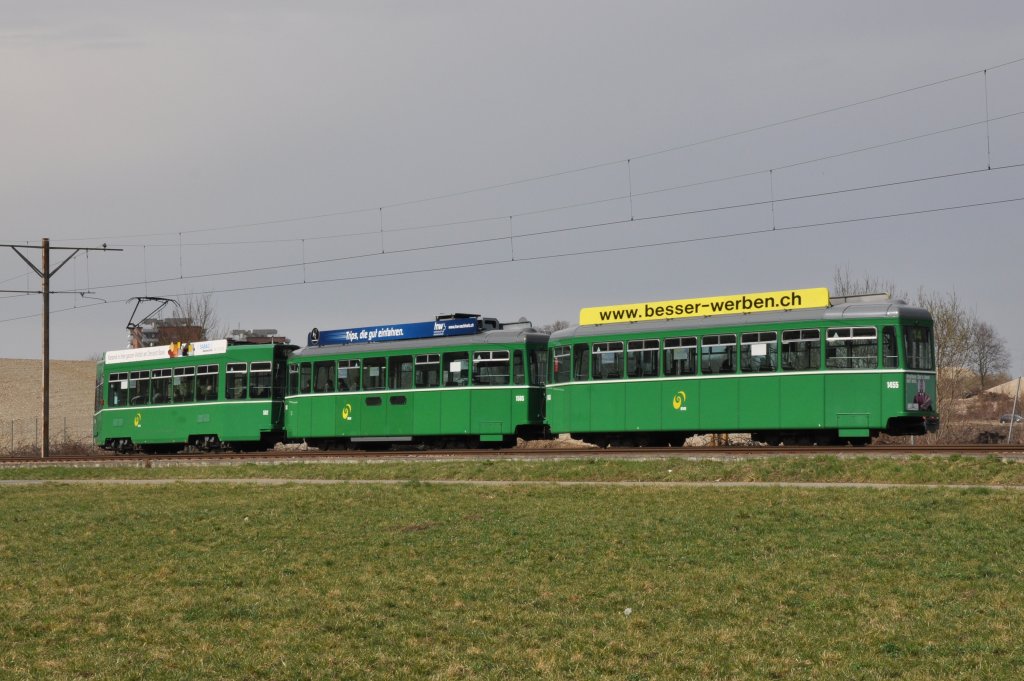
[2, 462, 1023, 679]
[3, 454, 1024, 486]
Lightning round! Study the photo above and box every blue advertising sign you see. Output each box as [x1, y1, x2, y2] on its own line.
[308, 317, 480, 347]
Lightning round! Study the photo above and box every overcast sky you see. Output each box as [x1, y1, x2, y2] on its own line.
[1, 1, 1022, 368]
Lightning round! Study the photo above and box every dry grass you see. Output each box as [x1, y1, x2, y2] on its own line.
[5, 455, 1024, 487]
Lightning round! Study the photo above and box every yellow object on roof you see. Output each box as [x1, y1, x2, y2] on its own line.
[579, 287, 830, 325]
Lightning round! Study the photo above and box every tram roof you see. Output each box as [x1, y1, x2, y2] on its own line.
[292, 328, 549, 358]
[550, 301, 932, 341]
[99, 339, 293, 366]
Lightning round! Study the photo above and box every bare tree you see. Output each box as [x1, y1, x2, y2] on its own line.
[832, 266, 907, 300]
[178, 292, 225, 340]
[537, 320, 572, 334]
[971, 321, 1010, 390]
[915, 288, 977, 418]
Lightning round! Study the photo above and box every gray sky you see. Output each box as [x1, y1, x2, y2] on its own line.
[1, 1, 1022, 366]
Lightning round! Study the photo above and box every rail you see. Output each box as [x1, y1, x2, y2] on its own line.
[3, 443, 1024, 466]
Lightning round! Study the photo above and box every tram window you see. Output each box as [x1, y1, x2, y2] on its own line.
[529, 348, 547, 386]
[313, 361, 335, 394]
[362, 357, 386, 390]
[741, 332, 777, 373]
[571, 344, 589, 381]
[591, 342, 624, 380]
[151, 368, 173, 404]
[415, 354, 440, 388]
[443, 352, 469, 386]
[513, 350, 525, 385]
[883, 327, 899, 369]
[288, 364, 299, 396]
[173, 366, 196, 403]
[826, 327, 878, 369]
[551, 346, 571, 384]
[299, 363, 312, 394]
[701, 334, 737, 374]
[129, 370, 150, 405]
[226, 363, 248, 399]
[781, 330, 820, 371]
[473, 350, 510, 386]
[250, 362, 273, 398]
[389, 356, 414, 389]
[664, 337, 697, 376]
[108, 372, 129, 407]
[196, 365, 218, 401]
[626, 339, 659, 378]
[904, 326, 935, 370]
[338, 360, 361, 392]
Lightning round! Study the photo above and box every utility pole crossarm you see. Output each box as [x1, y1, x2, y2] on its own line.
[5, 243, 122, 277]
[0, 243, 121, 250]
[49, 249, 82, 277]
[10, 247, 44, 277]
[0, 289, 96, 294]
[2, 239, 122, 459]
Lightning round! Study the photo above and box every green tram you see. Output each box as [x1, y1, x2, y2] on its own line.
[285, 315, 549, 448]
[546, 301, 939, 446]
[93, 340, 294, 452]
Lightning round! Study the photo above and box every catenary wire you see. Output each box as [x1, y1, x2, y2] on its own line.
[3, 192, 1022, 325]
[65, 161, 1024, 292]
[98, 108, 1024, 250]
[51, 54, 1024, 244]
[5, 58, 1021, 319]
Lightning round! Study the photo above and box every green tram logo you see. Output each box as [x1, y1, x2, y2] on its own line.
[672, 390, 688, 411]
[133, 412, 143, 428]
[341, 403, 353, 421]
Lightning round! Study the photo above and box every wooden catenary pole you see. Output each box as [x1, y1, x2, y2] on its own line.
[1, 238, 121, 458]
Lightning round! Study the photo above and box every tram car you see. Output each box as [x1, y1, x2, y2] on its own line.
[285, 314, 548, 448]
[546, 295, 939, 447]
[94, 339, 294, 452]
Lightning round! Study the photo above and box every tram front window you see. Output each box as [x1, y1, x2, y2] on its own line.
[904, 326, 934, 370]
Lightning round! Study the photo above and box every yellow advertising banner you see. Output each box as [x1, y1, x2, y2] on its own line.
[579, 287, 830, 325]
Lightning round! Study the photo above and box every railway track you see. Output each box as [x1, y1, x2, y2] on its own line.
[3, 443, 1024, 466]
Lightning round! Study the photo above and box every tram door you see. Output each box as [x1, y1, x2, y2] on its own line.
[309, 361, 339, 438]
[285, 363, 312, 439]
[335, 360, 361, 439]
[568, 344, 592, 432]
[360, 358, 388, 436]
[699, 337, 739, 431]
[386, 356, 414, 435]
[411, 354, 442, 435]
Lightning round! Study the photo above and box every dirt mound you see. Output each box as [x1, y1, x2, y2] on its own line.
[519, 434, 597, 449]
[986, 377, 1023, 398]
[0, 358, 96, 449]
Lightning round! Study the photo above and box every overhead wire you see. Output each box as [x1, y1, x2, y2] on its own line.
[63, 161, 1024, 293]
[520, 195, 1024, 262]
[50, 53, 1024, 245]
[4, 55, 1021, 324]
[4, 191, 1022, 325]
[99, 108, 1024, 251]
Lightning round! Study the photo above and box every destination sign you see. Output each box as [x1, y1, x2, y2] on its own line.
[308, 318, 480, 347]
[104, 339, 228, 364]
[579, 288, 830, 325]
